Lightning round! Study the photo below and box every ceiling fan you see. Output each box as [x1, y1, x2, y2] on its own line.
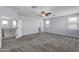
[32, 6, 55, 17]
[39, 11, 52, 17]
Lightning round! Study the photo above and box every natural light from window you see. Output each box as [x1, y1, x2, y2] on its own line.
[46, 20, 50, 25]
[68, 17, 77, 29]
[46, 20, 50, 28]
[13, 20, 16, 28]
[2, 20, 8, 25]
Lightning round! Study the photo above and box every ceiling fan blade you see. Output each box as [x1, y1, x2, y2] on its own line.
[48, 13, 51, 14]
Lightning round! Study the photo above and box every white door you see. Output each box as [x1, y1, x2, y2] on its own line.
[16, 20, 22, 38]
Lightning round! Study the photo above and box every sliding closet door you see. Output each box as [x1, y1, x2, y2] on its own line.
[16, 20, 22, 38]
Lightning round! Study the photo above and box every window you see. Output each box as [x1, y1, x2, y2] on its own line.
[45, 20, 50, 28]
[2, 20, 8, 25]
[46, 20, 50, 25]
[68, 17, 77, 29]
[13, 20, 16, 28]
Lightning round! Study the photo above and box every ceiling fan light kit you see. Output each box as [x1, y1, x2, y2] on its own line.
[40, 11, 51, 17]
[31, 6, 54, 17]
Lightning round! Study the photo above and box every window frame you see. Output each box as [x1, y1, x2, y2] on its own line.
[2, 20, 8, 25]
[68, 17, 78, 30]
[12, 20, 17, 28]
[45, 20, 50, 28]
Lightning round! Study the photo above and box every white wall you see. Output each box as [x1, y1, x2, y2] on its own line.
[0, 7, 44, 38]
[22, 17, 44, 35]
[16, 19, 23, 38]
[44, 14, 79, 38]
[0, 19, 2, 48]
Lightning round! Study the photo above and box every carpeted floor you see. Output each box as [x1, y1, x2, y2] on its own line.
[0, 32, 79, 52]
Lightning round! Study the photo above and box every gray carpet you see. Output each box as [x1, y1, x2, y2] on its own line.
[0, 32, 79, 52]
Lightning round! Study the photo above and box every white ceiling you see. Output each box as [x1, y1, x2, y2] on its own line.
[0, 6, 79, 19]
[7, 6, 78, 15]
